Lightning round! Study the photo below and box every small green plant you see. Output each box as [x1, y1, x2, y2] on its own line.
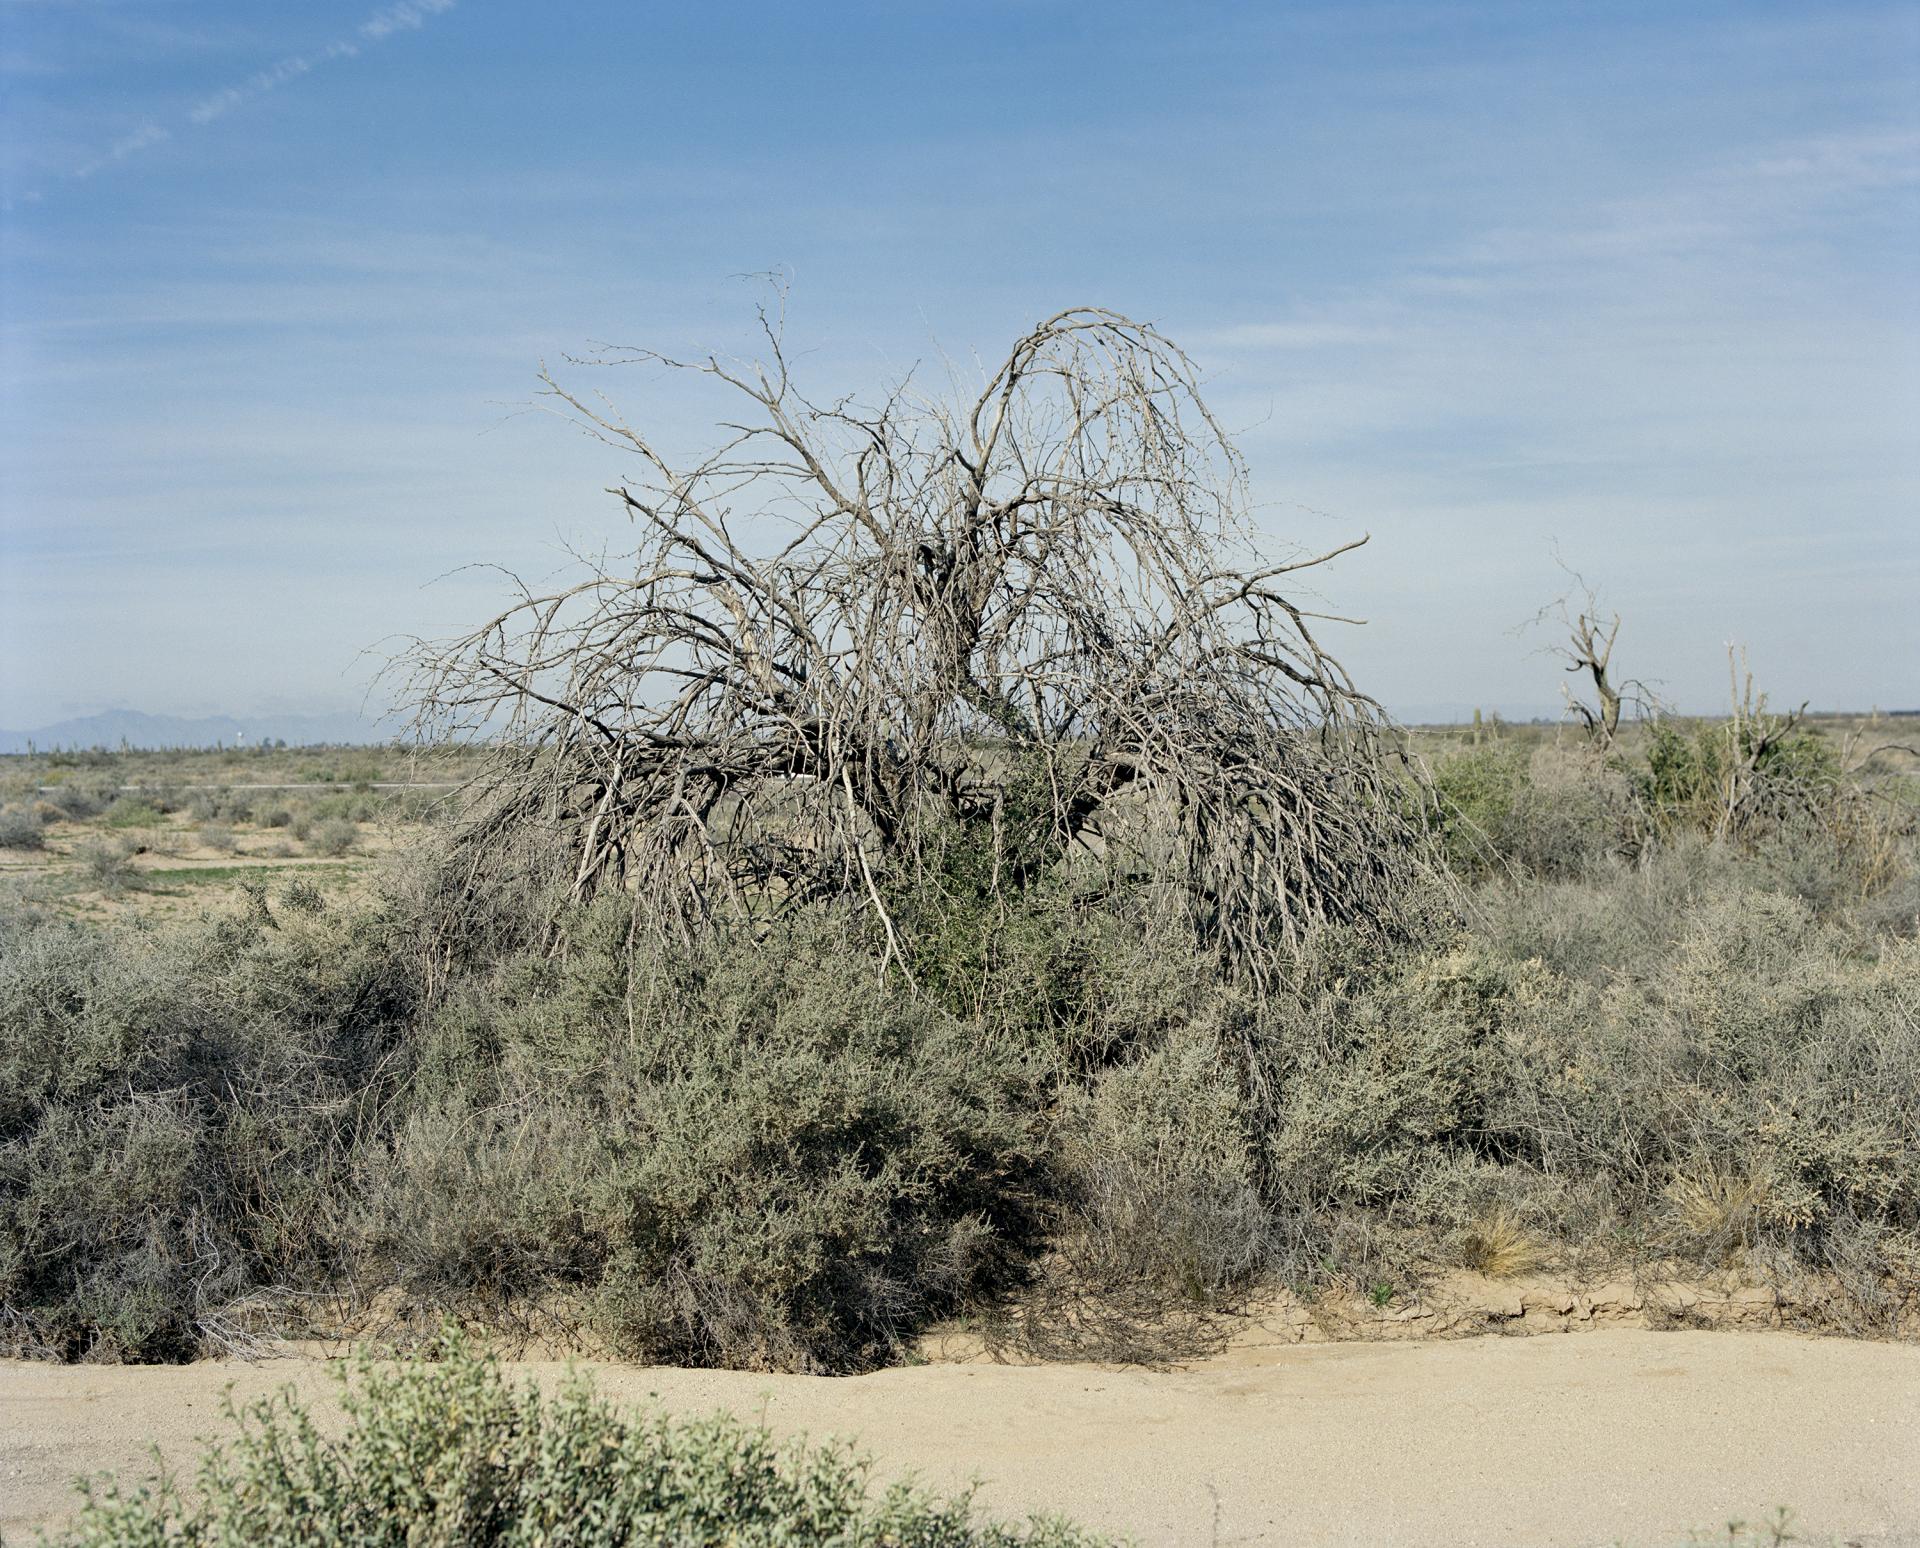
[40, 1330, 1110, 1546]
[1687, 1507, 1801, 1547]
[104, 797, 164, 830]
[1368, 1282, 1395, 1308]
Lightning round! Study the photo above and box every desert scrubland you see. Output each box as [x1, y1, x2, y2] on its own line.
[2, 317, 1916, 1545]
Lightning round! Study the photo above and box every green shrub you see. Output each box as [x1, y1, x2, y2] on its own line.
[103, 798, 164, 830]
[1430, 739, 1629, 881]
[42, 1331, 1107, 1547]
[1633, 717, 1843, 840]
[1431, 742, 1531, 873]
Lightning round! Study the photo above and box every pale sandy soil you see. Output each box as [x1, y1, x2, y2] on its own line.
[4, 1329, 1917, 1547]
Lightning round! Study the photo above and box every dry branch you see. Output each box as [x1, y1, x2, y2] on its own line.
[400, 300, 1434, 979]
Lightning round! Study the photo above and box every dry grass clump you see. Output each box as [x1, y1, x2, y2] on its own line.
[198, 821, 237, 854]
[1456, 1205, 1545, 1278]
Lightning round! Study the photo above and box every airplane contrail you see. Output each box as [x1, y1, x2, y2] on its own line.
[66, 0, 457, 182]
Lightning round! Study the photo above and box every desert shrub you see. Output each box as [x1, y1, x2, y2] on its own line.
[260, 807, 292, 829]
[185, 789, 255, 825]
[1471, 873, 1919, 1316]
[1055, 1013, 1270, 1301]
[44, 781, 112, 821]
[43, 1332, 1107, 1547]
[395, 786, 445, 823]
[1858, 867, 1920, 938]
[1256, 941, 1519, 1219]
[0, 896, 417, 1360]
[1213, 843, 1920, 1321]
[296, 757, 387, 787]
[0, 805, 45, 850]
[309, 818, 359, 857]
[310, 790, 381, 823]
[103, 797, 163, 830]
[1632, 717, 1843, 842]
[77, 841, 142, 894]
[1431, 740, 1625, 879]
[1431, 742, 1530, 873]
[198, 822, 236, 854]
[357, 906, 1055, 1371]
[7, 750, 1917, 1365]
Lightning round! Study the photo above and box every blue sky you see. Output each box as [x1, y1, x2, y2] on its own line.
[3, 0, 1916, 727]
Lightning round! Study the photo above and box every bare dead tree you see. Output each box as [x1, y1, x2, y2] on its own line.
[1526, 562, 1657, 748]
[399, 300, 1434, 981]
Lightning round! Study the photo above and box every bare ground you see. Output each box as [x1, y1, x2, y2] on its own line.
[4, 1328, 1917, 1546]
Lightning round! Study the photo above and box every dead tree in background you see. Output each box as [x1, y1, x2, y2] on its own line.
[402, 302, 1432, 980]
[1528, 564, 1655, 748]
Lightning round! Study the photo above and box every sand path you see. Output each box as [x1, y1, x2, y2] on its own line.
[4, 1329, 1916, 1546]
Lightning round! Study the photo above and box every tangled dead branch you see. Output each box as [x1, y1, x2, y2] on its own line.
[401, 301, 1434, 979]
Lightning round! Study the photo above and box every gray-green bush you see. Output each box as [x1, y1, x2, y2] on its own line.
[0, 901, 414, 1360]
[357, 905, 1055, 1369]
[0, 806, 46, 850]
[309, 817, 359, 857]
[4, 719, 1917, 1367]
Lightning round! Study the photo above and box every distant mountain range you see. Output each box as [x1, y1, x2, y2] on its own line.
[0, 708, 401, 754]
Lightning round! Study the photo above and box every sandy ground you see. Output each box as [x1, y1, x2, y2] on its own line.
[4, 1329, 1917, 1546]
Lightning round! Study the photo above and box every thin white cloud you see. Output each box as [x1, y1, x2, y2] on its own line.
[360, 1, 457, 44]
[65, 0, 456, 178]
[1751, 128, 1920, 189]
[73, 120, 170, 178]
